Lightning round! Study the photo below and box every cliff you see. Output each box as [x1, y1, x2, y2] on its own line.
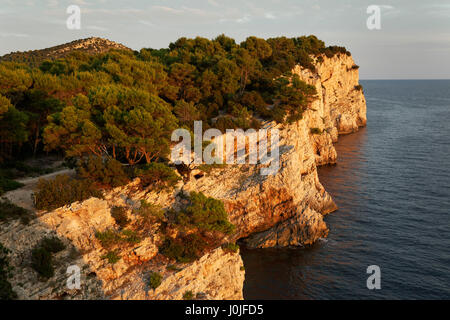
[0, 194, 244, 300]
[184, 52, 366, 248]
[0, 52, 366, 300]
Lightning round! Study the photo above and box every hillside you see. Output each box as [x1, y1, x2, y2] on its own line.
[0, 37, 131, 66]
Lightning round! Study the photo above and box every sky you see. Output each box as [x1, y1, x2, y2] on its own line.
[0, 0, 449, 79]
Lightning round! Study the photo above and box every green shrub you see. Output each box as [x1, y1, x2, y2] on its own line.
[310, 127, 322, 135]
[4, 162, 54, 178]
[31, 246, 54, 279]
[176, 192, 235, 235]
[77, 156, 130, 188]
[222, 242, 239, 253]
[159, 234, 207, 263]
[0, 243, 17, 300]
[34, 174, 103, 211]
[111, 206, 129, 228]
[0, 176, 23, 196]
[134, 163, 180, 191]
[134, 201, 164, 228]
[95, 229, 141, 248]
[30, 236, 65, 279]
[0, 200, 32, 224]
[40, 236, 65, 253]
[214, 116, 238, 132]
[214, 112, 258, 132]
[183, 291, 194, 300]
[95, 229, 122, 248]
[159, 192, 234, 264]
[101, 250, 121, 264]
[272, 75, 317, 124]
[320, 45, 350, 58]
[0, 163, 53, 183]
[148, 272, 162, 289]
[121, 229, 141, 244]
[63, 157, 78, 169]
[166, 264, 182, 272]
[196, 163, 226, 175]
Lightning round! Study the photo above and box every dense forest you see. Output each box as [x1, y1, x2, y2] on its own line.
[0, 34, 350, 194]
[0, 35, 351, 296]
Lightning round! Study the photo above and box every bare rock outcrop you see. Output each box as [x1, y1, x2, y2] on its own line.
[292, 53, 366, 165]
[0, 37, 131, 66]
[183, 117, 337, 248]
[0, 192, 244, 300]
[119, 247, 244, 300]
[243, 207, 328, 248]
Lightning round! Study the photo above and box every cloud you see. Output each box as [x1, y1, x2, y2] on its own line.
[379, 5, 400, 18]
[264, 13, 276, 20]
[139, 20, 155, 27]
[236, 14, 251, 24]
[151, 6, 183, 15]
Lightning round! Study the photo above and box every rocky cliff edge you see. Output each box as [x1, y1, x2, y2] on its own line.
[0, 52, 366, 300]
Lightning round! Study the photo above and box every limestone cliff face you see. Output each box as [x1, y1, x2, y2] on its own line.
[0, 194, 244, 300]
[292, 53, 367, 165]
[185, 53, 366, 248]
[0, 52, 365, 300]
[316, 54, 367, 134]
[183, 118, 336, 248]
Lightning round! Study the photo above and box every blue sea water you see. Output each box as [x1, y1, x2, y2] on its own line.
[241, 80, 450, 299]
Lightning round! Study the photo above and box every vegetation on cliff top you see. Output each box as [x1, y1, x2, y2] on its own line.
[0, 37, 130, 67]
[0, 35, 353, 287]
[0, 35, 348, 167]
[1, 34, 349, 226]
[34, 174, 103, 210]
[159, 191, 235, 263]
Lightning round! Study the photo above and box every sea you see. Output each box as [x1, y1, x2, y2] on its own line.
[241, 80, 450, 299]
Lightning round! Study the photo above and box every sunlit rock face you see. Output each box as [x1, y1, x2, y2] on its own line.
[185, 53, 366, 248]
[0, 52, 365, 300]
[0, 192, 244, 300]
[292, 53, 367, 164]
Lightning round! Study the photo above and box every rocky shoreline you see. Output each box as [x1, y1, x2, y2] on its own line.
[0, 53, 366, 300]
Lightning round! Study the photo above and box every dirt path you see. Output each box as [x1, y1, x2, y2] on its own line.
[3, 169, 74, 211]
